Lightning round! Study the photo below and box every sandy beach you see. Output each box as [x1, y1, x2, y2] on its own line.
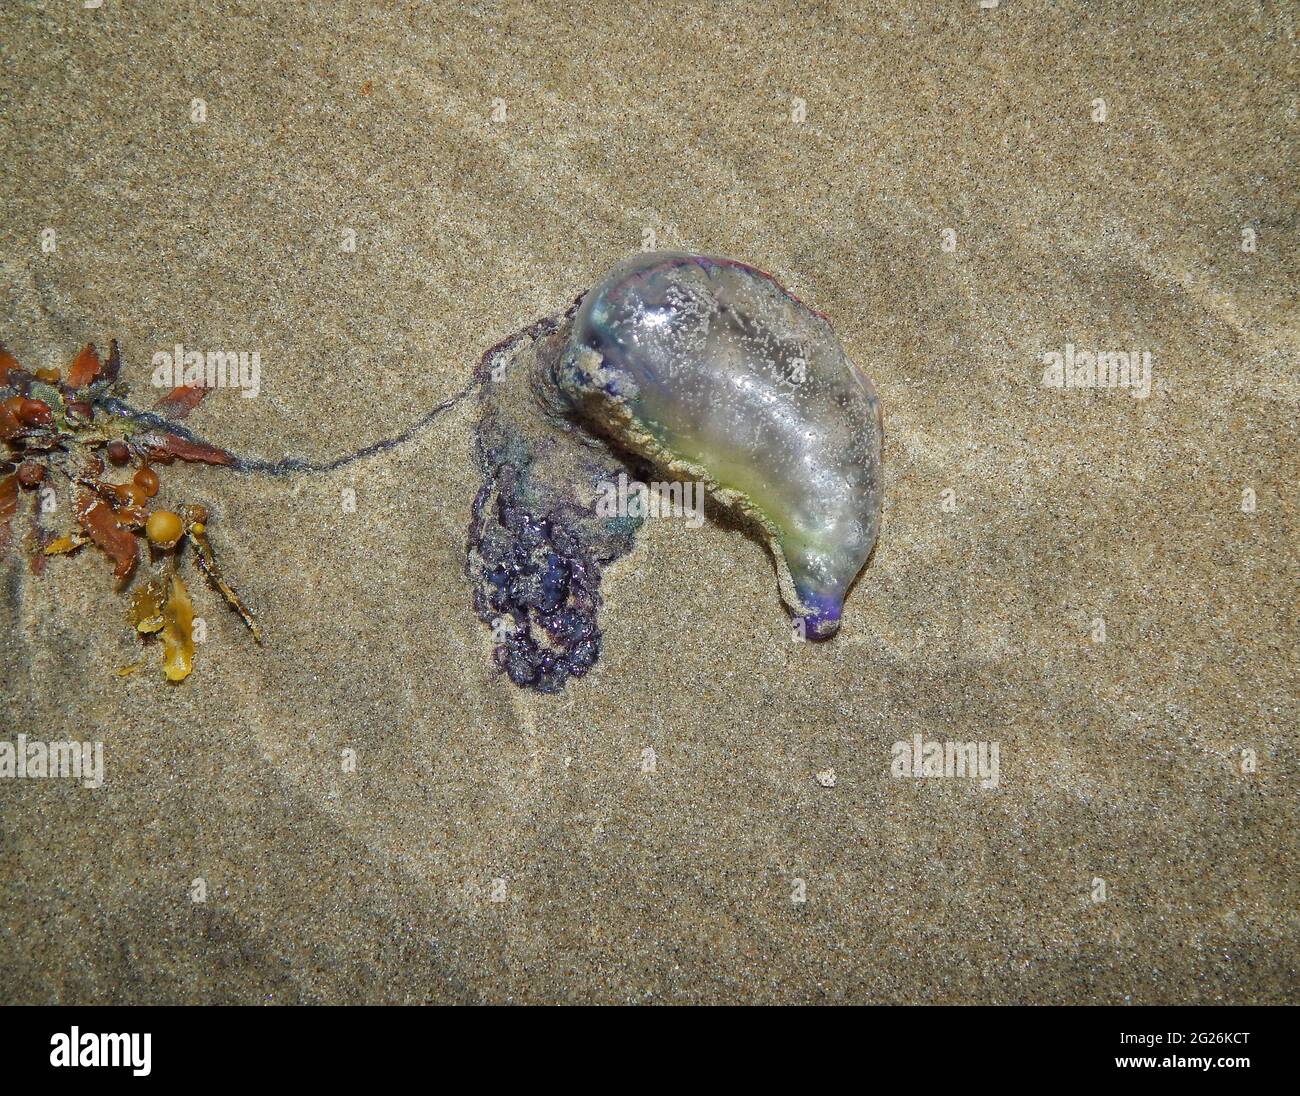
[1, 0, 1295, 1003]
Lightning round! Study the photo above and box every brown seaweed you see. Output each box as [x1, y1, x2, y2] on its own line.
[2, 339, 260, 681]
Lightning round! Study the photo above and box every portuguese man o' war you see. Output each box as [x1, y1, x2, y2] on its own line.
[466, 251, 883, 689]
[554, 252, 883, 640]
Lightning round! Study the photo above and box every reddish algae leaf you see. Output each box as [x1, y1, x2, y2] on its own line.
[66, 343, 102, 388]
[153, 383, 209, 419]
[75, 490, 138, 581]
[136, 432, 235, 466]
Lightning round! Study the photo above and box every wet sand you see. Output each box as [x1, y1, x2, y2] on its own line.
[0, 0, 1296, 1003]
